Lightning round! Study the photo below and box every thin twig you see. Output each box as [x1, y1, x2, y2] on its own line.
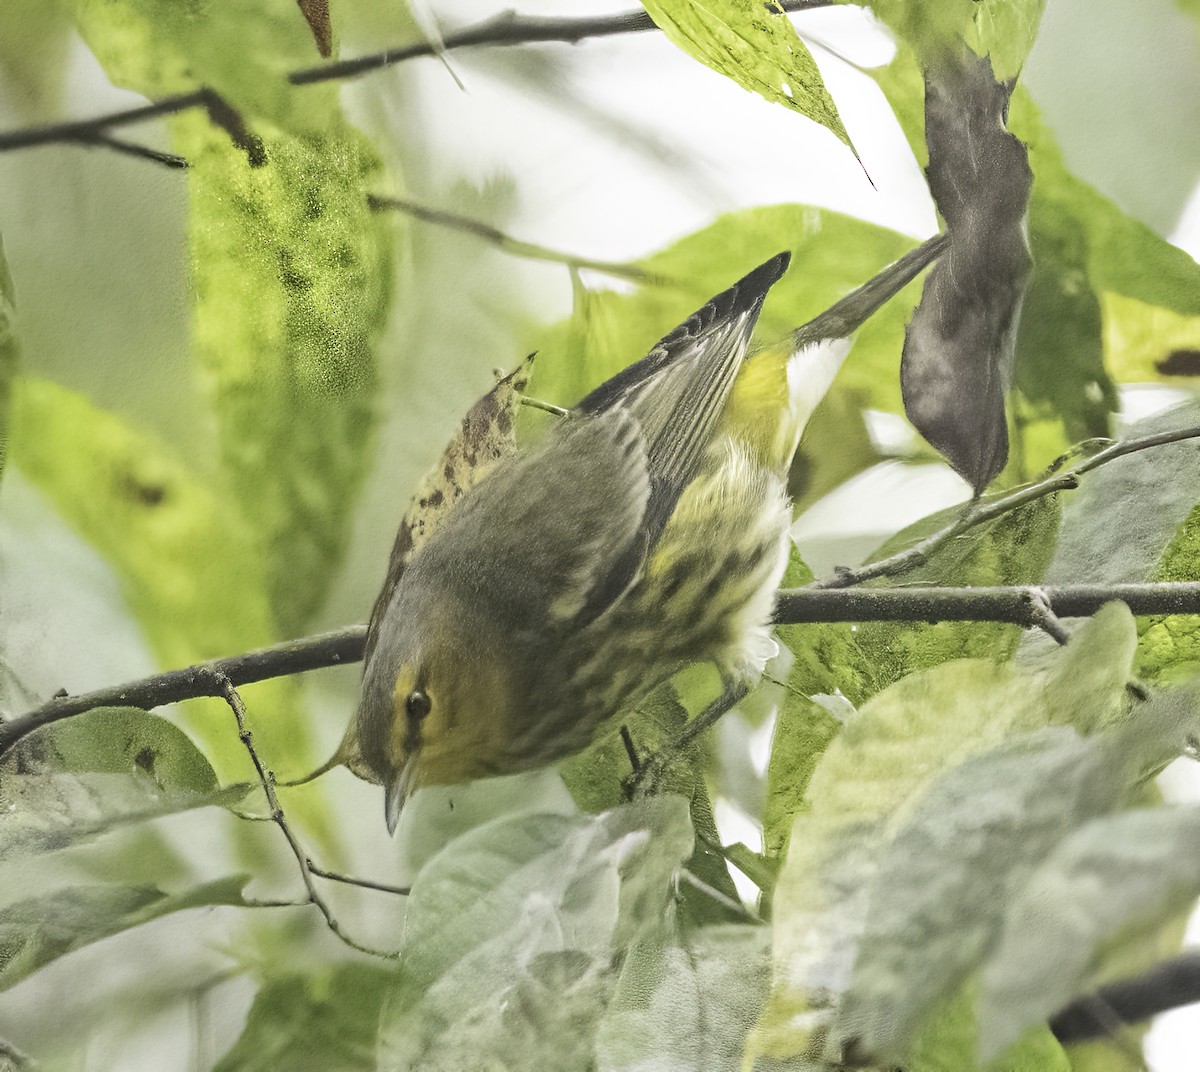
[289, 1, 831, 85]
[1024, 587, 1071, 645]
[209, 670, 399, 960]
[817, 425, 1200, 589]
[73, 133, 188, 169]
[678, 869, 763, 925]
[368, 194, 650, 280]
[0, 2, 831, 158]
[308, 862, 410, 897]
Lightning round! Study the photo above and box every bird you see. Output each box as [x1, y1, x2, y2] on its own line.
[350, 236, 946, 833]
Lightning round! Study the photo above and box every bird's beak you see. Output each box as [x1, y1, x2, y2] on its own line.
[384, 753, 419, 836]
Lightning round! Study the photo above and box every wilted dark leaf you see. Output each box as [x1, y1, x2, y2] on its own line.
[902, 51, 1032, 493]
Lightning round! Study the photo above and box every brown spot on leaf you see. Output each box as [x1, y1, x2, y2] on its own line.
[134, 747, 156, 775]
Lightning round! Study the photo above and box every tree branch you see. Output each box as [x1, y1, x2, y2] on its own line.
[211, 671, 400, 959]
[771, 583, 1200, 625]
[6, 582, 1200, 758]
[1051, 951, 1200, 1044]
[367, 193, 652, 280]
[817, 425, 1200, 589]
[0, 2, 831, 159]
[0, 627, 364, 755]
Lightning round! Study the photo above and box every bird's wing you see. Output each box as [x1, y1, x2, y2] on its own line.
[426, 406, 654, 631]
[575, 252, 790, 541]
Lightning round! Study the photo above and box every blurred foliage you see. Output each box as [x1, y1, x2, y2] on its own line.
[0, 0, 71, 120]
[2, 1, 1200, 1070]
[213, 965, 394, 1072]
[73, 0, 394, 634]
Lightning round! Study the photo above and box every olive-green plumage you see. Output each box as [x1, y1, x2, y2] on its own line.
[353, 239, 945, 831]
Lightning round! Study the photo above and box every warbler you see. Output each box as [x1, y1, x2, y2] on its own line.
[353, 237, 945, 832]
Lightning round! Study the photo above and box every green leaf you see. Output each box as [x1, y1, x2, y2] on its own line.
[1140, 493, 1200, 683]
[0, 706, 247, 864]
[560, 686, 744, 926]
[71, 0, 321, 128]
[0, 238, 15, 483]
[907, 986, 1069, 1072]
[866, 0, 976, 65]
[748, 606, 1136, 1066]
[1005, 90, 1200, 391]
[0, 875, 249, 990]
[379, 799, 693, 1069]
[596, 926, 771, 1069]
[179, 116, 393, 631]
[853, 493, 1061, 677]
[763, 548, 870, 861]
[213, 965, 395, 1072]
[1041, 400, 1200, 589]
[7, 378, 305, 775]
[70, 0, 395, 633]
[834, 727, 1123, 1063]
[867, 0, 1044, 80]
[641, 0, 853, 150]
[964, 0, 1046, 82]
[762, 693, 839, 862]
[979, 805, 1200, 1059]
[1013, 191, 1113, 443]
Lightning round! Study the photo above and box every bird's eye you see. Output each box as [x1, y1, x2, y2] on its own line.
[406, 689, 432, 722]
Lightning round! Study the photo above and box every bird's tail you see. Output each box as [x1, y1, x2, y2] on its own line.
[727, 234, 947, 471]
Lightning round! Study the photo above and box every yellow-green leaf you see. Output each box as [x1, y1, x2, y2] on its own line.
[640, 0, 853, 151]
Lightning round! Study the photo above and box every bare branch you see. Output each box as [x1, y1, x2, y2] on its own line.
[817, 425, 1200, 589]
[4, 424, 1200, 755]
[1051, 951, 1200, 1044]
[71, 132, 188, 169]
[211, 670, 399, 959]
[368, 194, 651, 280]
[307, 862, 410, 898]
[771, 582, 1200, 624]
[0, 2, 831, 159]
[289, 1, 832, 86]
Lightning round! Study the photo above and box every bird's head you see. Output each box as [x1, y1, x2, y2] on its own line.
[350, 576, 522, 834]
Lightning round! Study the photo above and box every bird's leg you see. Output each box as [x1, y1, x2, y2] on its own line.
[625, 679, 750, 796]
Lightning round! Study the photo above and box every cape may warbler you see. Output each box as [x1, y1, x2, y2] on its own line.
[354, 239, 944, 831]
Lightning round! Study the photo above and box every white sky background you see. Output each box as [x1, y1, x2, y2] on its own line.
[1, 0, 1200, 1067]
